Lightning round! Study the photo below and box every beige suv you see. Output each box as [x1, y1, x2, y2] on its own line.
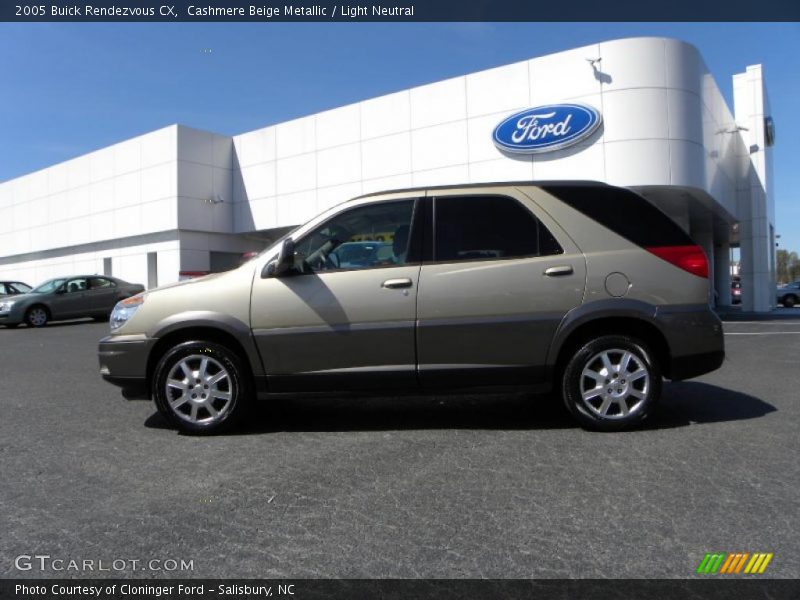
[99, 182, 724, 434]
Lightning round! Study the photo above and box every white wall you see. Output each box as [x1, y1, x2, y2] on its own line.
[0, 126, 179, 257]
[733, 65, 776, 311]
[232, 37, 747, 233]
[176, 126, 235, 234]
[0, 240, 180, 289]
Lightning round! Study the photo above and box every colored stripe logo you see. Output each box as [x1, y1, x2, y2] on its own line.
[697, 552, 773, 574]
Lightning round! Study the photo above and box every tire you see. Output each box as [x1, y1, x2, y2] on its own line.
[25, 306, 49, 328]
[5, 323, 19, 329]
[561, 335, 661, 431]
[783, 295, 797, 308]
[153, 341, 251, 435]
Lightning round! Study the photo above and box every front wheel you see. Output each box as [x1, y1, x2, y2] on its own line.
[561, 335, 661, 431]
[783, 295, 797, 308]
[25, 306, 49, 327]
[153, 341, 251, 435]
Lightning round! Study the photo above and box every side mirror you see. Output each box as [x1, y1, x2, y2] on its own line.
[263, 238, 295, 278]
[55, 287, 66, 294]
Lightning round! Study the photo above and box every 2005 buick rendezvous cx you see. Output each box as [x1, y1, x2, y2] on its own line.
[98, 182, 724, 434]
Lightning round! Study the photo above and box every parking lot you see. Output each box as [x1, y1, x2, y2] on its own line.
[1, 314, 798, 579]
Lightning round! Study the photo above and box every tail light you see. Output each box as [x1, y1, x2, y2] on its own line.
[646, 245, 708, 279]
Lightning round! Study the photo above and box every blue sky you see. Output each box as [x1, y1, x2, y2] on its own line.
[1, 22, 798, 250]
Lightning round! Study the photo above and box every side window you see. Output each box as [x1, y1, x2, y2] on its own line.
[294, 200, 415, 273]
[89, 277, 116, 289]
[433, 195, 562, 263]
[0, 284, 8, 295]
[65, 278, 88, 293]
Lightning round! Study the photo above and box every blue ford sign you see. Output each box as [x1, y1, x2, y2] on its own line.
[493, 103, 602, 154]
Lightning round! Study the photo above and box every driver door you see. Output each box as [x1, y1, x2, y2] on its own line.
[52, 277, 89, 319]
[250, 196, 422, 392]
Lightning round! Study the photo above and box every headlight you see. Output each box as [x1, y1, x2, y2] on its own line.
[0, 300, 16, 312]
[110, 294, 146, 331]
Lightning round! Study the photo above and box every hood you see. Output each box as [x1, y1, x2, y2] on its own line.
[146, 271, 230, 294]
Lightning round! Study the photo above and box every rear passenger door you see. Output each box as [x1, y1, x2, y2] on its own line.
[416, 188, 586, 388]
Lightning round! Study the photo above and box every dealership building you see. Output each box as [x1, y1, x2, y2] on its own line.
[0, 37, 776, 311]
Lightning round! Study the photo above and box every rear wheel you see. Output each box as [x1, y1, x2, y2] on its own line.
[25, 306, 49, 327]
[783, 295, 797, 308]
[153, 341, 251, 435]
[561, 335, 661, 431]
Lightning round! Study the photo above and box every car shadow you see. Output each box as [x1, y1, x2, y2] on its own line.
[1, 318, 101, 330]
[642, 381, 776, 429]
[143, 381, 776, 435]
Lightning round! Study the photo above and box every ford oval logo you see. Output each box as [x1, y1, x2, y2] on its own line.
[493, 103, 602, 154]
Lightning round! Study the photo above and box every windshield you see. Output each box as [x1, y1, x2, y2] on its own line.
[31, 278, 67, 293]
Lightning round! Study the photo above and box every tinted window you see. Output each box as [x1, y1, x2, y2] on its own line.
[89, 277, 116, 289]
[295, 200, 415, 273]
[543, 183, 696, 248]
[433, 195, 562, 263]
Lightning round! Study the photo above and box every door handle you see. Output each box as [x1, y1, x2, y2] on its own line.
[544, 266, 574, 277]
[382, 278, 413, 289]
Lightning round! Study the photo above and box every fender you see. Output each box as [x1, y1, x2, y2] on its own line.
[546, 298, 661, 369]
[146, 311, 265, 378]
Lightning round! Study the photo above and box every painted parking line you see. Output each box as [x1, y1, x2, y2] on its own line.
[725, 331, 800, 335]
[723, 321, 800, 325]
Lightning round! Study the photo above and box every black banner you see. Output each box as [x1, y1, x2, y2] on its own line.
[2, 580, 800, 600]
[2, 0, 799, 22]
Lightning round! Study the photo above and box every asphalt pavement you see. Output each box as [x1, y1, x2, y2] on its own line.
[0, 313, 798, 578]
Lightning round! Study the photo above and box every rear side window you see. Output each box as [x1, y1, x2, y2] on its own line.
[433, 195, 562, 263]
[542, 184, 695, 247]
[89, 277, 116, 289]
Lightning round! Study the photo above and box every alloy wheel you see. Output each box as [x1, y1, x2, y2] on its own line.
[164, 354, 233, 424]
[579, 348, 650, 419]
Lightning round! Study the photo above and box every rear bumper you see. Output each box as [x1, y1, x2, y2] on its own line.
[655, 305, 725, 380]
[669, 349, 725, 381]
[98, 334, 156, 400]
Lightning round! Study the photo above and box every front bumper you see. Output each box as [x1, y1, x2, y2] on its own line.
[0, 308, 25, 325]
[98, 334, 157, 399]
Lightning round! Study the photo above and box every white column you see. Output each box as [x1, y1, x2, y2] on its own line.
[733, 64, 775, 313]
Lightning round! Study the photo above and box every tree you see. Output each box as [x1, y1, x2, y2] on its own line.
[777, 249, 799, 283]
